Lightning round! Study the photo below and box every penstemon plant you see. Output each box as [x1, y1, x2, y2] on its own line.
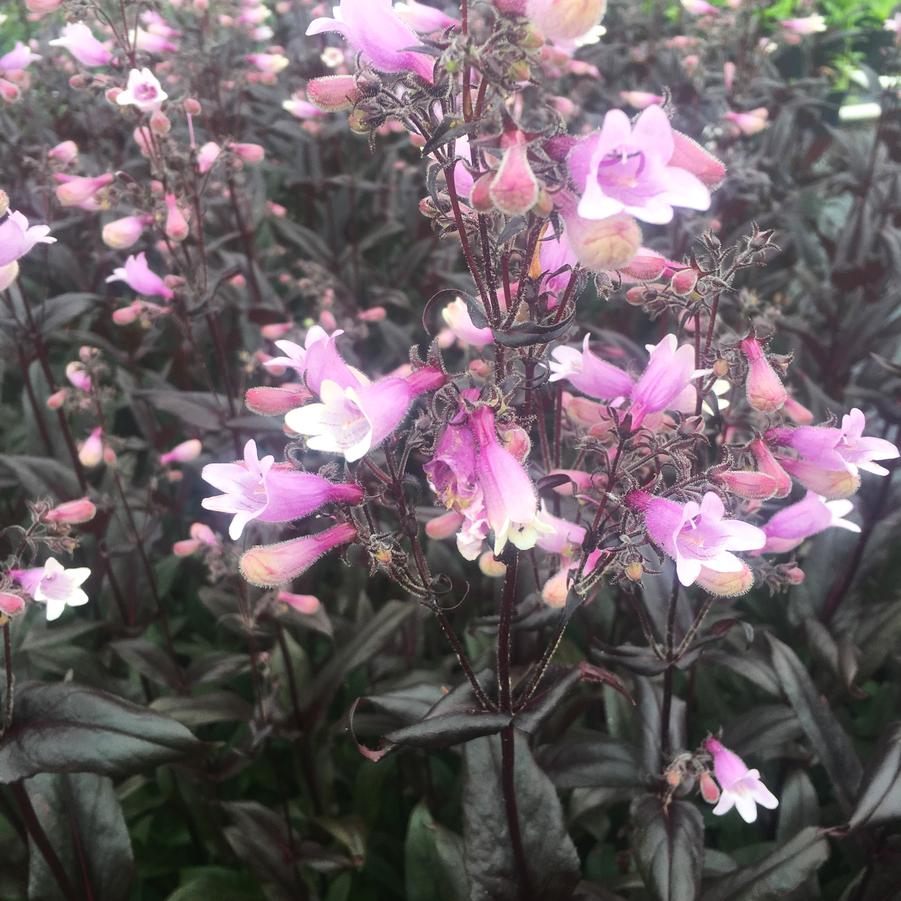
[1, 0, 900, 899]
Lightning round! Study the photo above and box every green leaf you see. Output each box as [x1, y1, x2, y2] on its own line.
[537, 732, 644, 791]
[150, 691, 252, 729]
[849, 722, 901, 829]
[0, 682, 201, 781]
[767, 634, 862, 814]
[405, 802, 468, 901]
[0, 455, 80, 500]
[630, 794, 704, 901]
[385, 711, 512, 751]
[700, 827, 829, 901]
[24, 772, 133, 901]
[463, 731, 580, 901]
[777, 769, 820, 842]
[165, 867, 267, 901]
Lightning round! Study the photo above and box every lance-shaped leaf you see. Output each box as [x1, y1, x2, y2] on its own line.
[0, 682, 201, 781]
[850, 722, 901, 829]
[537, 732, 644, 791]
[631, 794, 704, 901]
[767, 634, 861, 814]
[405, 802, 469, 901]
[700, 827, 829, 901]
[463, 731, 580, 901]
[24, 772, 134, 901]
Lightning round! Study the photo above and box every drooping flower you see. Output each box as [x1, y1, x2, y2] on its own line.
[756, 492, 860, 555]
[285, 366, 446, 462]
[0, 210, 56, 267]
[767, 409, 899, 479]
[202, 439, 363, 539]
[549, 334, 636, 402]
[626, 490, 765, 587]
[704, 737, 779, 824]
[628, 334, 701, 430]
[10, 557, 91, 621]
[117, 68, 168, 111]
[307, 0, 435, 82]
[469, 405, 547, 554]
[240, 522, 358, 587]
[48, 22, 113, 68]
[567, 106, 711, 225]
[106, 252, 174, 299]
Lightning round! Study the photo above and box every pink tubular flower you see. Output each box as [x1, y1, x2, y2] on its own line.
[48, 22, 113, 67]
[132, 27, 178, 54]
[78, 427, 104, 468]
[549, 334, 636, 402]
[681, 0, 717, 14]
[704, 737, 778, 824]
[756, 491, 860, 555]
[768, 409, 899, 478]
[285, 366, 446, 462]
[306, 74, 360, 111]
[65, 361, 92, 392]
[441, 298, 494, 347]
[567, 106, 711, 225]
[277, 591, 322, 614]
[778, 457, 861, 501]
[173, 522, 219, 557]
[628, 334, 701, 430]
[0, 42, 40, 74]
[725, 108, 769, 137]
[202, 439, 363, 539]
[10, 557, 91, 621]
[164, 194, 189, 241]
[245, 385, 313, 416]
[160, 438, 202, 465]
[394, 0, 457, 32]
[197, 141, 221, 174]
[526, 0, 607, 41]
[626, 490, 765, 587]
[306, 0, 435, 82]
[44, 497, 97, 525]
[695, 564, 754, 597]
[780, 15, 826, 36]
[740, 335, 786, 413]
[490, 131, 540, 217]
[239, 522, 358, 587]
[0, 210, 55, 267]
[102, 214, 150, 250]
[117, 67, 168, 111]
[619, 91, 664, 109]
[54, 173, 115, 207]
[106, 252, 174, 299]
[470, 406, 546, 554]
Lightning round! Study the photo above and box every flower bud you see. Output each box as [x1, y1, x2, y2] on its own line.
[782, 565, 805, 585]
[425, 510, 464, 540]
[783, 395, 814, 425]
[0, 592, 25, 617]
[469, 172, 495, 212]
[78, 427, 104, 468]
[150, 111, 171, 135]
[183, 97, 202, 115]
[173, 539, 202, 556]
[245, 385, 313, 416]
[489, 132, 539, 216]
[277, 591, 321, 614]
[671, 267, 699, 296]
[778, 458, 860, 500]
[740, 336, 786, 413]
[164, 194, 189, 242]
[48, 140, 79, 164]
[526, 0, 607, 41]
[160, 438, 202, 465]
[713, 470, 780, 500]
[306, 74, 359, 111]
[624, 561, 644, 582]
[358, 306, 387, 323]
[699, 771, 720, 804]
[102, 214, 150, 250]
[749, 438, 792, 498]
[479, 551, 507, 578]
[197, 141, 221, 174]
[260, 322, 294, 340]
[230, 142, 265, 164]
[563, 211, 642, 272]
[695, 563, 754, 597]
[46, 388, 68, 409]
[44, 497, 97, 524]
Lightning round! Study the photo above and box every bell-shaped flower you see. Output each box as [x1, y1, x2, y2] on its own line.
[202, 439, 363, 539]
[277, 591, 322, 615]
[778, 456, 861, 500]
[395, 1, 457, 32]
[725, 108, 769, 137]
[106, 252, 174, 299]
[78, 427, 104, 468]
[102, 214, 151, 250]
[560, 206, 642, 273]
[768, 409, 899, 478]
[307, 0, 435, 82]
[567, 106, 711, 225]
[704, 737, 778, 824]
[48, 22, 113, 67]
[197, 141, 221, 174]
[240, 522, 358, 587]
[10, 557, 91, 621]
[117, 67, 168, 111]
[470, 406, 547, 554]
[0, 42, 41, 74]
[626, 490, 765, 587]
[740, 335, 786, 412]
[489, 131, 540, 217]
[628, 334, 702, 430]
[0, 210, 55, 267]
[695, 563, 754, 597]
[286, 366, 446, 463]
[44, 497, 97, 525]
[549, 334, 636, 402]
[756, 492, 860, 555]
[164, 194, 189, 242]
[441, 298, 494, 348]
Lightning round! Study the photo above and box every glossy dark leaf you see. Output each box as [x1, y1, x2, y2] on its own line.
[0, 682, 201, 781]
[111, 638, 184, 691]
[537, 733, 644, 790]
[777, 769, 820, 843]
[0, 455, 81, 501]
[463, 732, 580, 901]
[700, 827, 829, 901]
[850, 722, 901, 829]
[384, 711, 512, 751]
[492, 307, 576, 348]
[631, 794, 703, 901]
[24, 772, 133, 901]
[405, 802, 468, 901]
[767, 634, 862, 814]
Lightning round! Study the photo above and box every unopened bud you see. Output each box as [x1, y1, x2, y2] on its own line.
[183, 97, 202, 115]
[670, 267, 699, 295]
[479, 551, 507, 578]
[44, 497, 97, 525]
[699, 771, 720, 804]
[306, 74, 360, 111]
[712, 359, 730, 378]
[469, 172, 495, 213]
[740, 336, 786, 413]
[564, 211, 642, 272]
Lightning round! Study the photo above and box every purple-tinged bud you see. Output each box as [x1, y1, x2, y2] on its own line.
[489, 132, 540, 216]
[230, 142, 265, 165]
[44, 497, 97, 525]
[239, 523, 358, 587]
[102, 214, 151, 250]
[245, 385, 313, 416]
[48, 141, 79, 164]
[46, 388, 68, 410]
[740, 336, 786, 413]
[306, 75, 360, 111]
